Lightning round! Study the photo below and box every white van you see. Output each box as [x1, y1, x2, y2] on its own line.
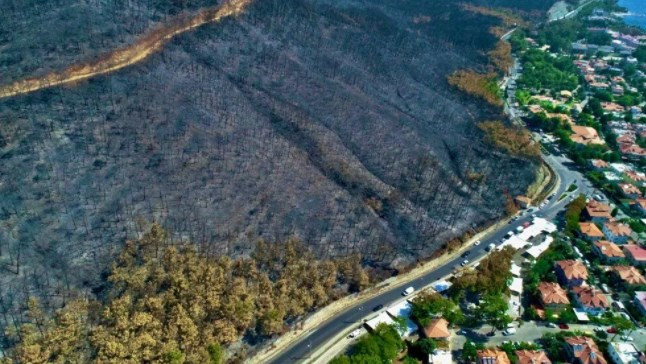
[402, 286, 415, 296]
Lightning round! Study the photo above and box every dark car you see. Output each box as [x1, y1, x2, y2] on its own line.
[372, 304, 384, 312]
[607, 327, 618, 334]
[559, 323, 569, 329]
[461, 251, 471, 258]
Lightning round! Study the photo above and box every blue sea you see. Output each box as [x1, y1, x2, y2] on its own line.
[618, 0, 646, 31]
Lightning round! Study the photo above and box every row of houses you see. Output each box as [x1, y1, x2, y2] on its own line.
[477, 336, 642, 364]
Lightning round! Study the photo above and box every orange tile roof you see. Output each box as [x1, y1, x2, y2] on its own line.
[594, 240, 625, 258]
[626, 171, 646, 182]
[516, 350, 552, 364]
[620, 143, 646, 156]
[585, 200, 612, 219]
[603, 221, 632, 237]
[619, 183, 643, 196]
[423, 318, 450, 339]
[570, 125, 604, 145]
[573, 286, 609, 309]
[556, 260, 589, 280]
[478, 350, 511, 364]
[601, 102, 625, 112]
[612, 266, 646, 285]
[579, 222, 605, 238]
[624, 245, 646, 262]
[565, 336, 607, 364]
[590, 159, 609, 168]
[538, 282, 570, 305]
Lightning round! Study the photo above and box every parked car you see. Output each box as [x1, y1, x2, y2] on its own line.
[372, 304, 384, 312]
[621, 335, 634, 342]
[612, 301, 626, 311]
[348, 329, 361, 338]
[607, 327, 618, 334]
[474, 240, 481, 246]
[503, 328, 517, 336]
[559, 323, 569, 329]
[487, 243, 496, 251]
[546, 322, 557, 328]
[402, 286, 414, 296]
[618, 312, 632, 321]
[461, 259, 469, 266]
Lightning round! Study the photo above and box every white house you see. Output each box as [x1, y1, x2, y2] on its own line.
[608, 342, 641, 364]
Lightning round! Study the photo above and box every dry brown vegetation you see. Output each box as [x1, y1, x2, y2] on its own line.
[488, 40, 513, 73]
[460, 3, 529, 29]
[447, 70, 502, 106]
[2, 226, 369, 363]
[477, 121, 541, 159]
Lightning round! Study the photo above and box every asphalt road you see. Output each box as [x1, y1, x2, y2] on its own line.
[268, 40, 596, 363]
[268, 151, 592, 363]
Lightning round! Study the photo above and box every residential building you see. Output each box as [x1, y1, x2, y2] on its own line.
[571, 125, 605, 145]
[602, 221, 632, 244]
[565, 336, 607, 364]
[579, 222, 605, 241]
[429, 350, 452, 364]
[625, 171, 646, 185]
[516, 350, 551, 364]
[584, 200, 612, 223]
[602, 102, 626, 113]
[623, 245, 646, 266]
[422, 318, 450, 340]
[572, 286, 608, 315]
[620, 143, 646, 159]
[593, 240, 625, 262]
[538, 282, 570, 309]
[555, 260, 588, 287]
[634, 291, 646, 316]
[608, 342, 641, 364]
[589, 159, 609, 170]
[611, 266, 646, 286]
[631, 198, 646, 215]
[618, 183, 642, 199]
[478, 350, 511, 364]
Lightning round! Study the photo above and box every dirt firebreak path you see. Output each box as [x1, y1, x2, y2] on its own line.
[0, 0, 252, 99]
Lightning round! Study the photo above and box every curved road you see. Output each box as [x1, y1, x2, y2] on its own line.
[269, 152, 593, 363]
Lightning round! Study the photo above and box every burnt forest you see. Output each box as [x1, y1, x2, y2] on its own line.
[0, 0, 557, 360]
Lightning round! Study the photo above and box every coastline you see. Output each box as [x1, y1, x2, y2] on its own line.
[615, 0, 646, 31]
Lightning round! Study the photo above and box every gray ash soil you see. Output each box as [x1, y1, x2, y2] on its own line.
[0, 0, 551, 310]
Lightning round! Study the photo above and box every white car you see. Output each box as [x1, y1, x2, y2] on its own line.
[503, 328, 517, 336]
[474, 240, 481, 246]
[461, 259, 469, 266]
[402, 286, 415, 296]
[620, 335, 634, 342]
[348, 329, 361, 338]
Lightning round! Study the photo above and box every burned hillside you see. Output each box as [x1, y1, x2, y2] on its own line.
[0, 0, 549, 310]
